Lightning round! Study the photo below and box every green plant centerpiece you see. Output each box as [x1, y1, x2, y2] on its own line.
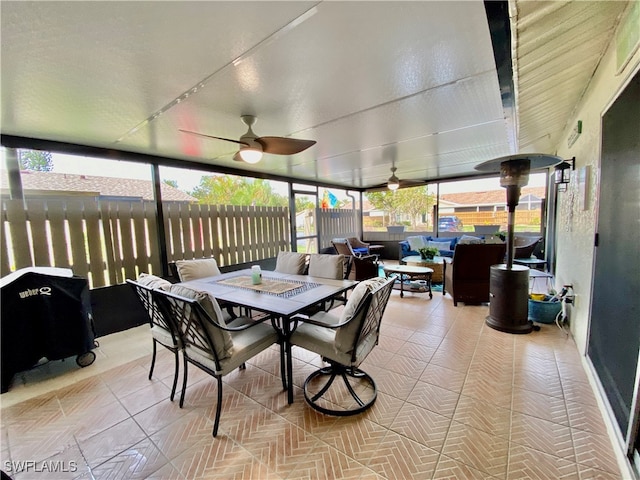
[418, 246, 439, 260]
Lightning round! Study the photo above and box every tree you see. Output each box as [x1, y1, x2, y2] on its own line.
[163, 179, 179, 188]
[365, 191, 403, 226]
[18, 150, 53, 171]
[190, 175, 288, 207]
[295, 197, 315, 212]
[365, 186, 435, 228]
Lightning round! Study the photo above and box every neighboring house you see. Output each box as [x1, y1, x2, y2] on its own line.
[439, 186, 545, 213]
[0, 170, 196, 202]
[361, 186, 544, 218]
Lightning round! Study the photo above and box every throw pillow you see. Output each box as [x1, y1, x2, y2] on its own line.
[407, 236, 427, 252]
[458, 235, 484, 245]
[168, 284, 234, 360]
[426, 240, 452, 254]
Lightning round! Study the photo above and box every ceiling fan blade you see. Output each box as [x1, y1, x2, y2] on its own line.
[180, 130, 249, 147]
[256, 137, 316, 155]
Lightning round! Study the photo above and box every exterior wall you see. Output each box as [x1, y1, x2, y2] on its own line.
[553, 18, 640, 356]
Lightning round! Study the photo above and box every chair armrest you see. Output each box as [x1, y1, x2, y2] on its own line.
[202, 314, 273, 332]
[291, 313, 350, 330]
[349, 237, 370, 248]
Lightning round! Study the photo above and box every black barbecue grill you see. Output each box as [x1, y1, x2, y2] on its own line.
[1, 267, 96, 393]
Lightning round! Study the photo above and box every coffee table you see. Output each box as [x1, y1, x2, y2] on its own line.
[383, 264, 434, 298]
[402, 255, 448, 283]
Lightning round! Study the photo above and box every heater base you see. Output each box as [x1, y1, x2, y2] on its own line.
[486, 264, 532, 334]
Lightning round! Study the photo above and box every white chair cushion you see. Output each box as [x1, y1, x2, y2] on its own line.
[185, 322, 277, 375]
[275, 251, 307, 274]
[150, 324, 178, 348]
[168, 284, 234, 360]
[291, 311, 378, 367]
[335, 277, 387, 352]
[175, 258, 222, 281]
[135, 274, 172, 321]
[308, 254, 345, 280]
[136, 273, 172, 289]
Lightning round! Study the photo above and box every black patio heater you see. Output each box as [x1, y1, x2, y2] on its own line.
[475, 154, 561, 334]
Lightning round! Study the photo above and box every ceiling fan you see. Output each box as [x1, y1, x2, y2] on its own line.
[180, 115, 316, 164]
[367, 167, 426, 192]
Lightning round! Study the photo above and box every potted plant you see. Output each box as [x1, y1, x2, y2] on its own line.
[418, 246, 439, 260]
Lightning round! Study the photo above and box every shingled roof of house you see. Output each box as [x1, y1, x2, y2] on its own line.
[3, 171, 196, 202]
[439, 186, 545, 206]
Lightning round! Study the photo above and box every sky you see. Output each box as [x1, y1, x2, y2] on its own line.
[50, 153, 548, 195]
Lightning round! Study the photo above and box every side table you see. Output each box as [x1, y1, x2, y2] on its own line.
[383, 264, 434, 298]
[402, 255, 448, 283]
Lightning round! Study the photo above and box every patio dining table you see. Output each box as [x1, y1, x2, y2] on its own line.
[181, 269, 356, 404]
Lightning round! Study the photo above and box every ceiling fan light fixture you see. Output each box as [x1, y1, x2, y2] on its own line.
[239, 146, 263, 164]
[388, 167, 400, 191]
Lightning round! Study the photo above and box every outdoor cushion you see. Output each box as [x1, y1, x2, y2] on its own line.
[335, 277, 387, 352]
[174, 258, 221, 282]
[308, 254, 345, 280]
[275, 251, 307, 274]
[407, 235, 428, 252]
[168, 284, 234, 360]
[426, 240, 452, 254]
[184, 321, 277, 375]
[458, 235, 484, 245]
[137, 272, 172, 290]
[135, 274, 172, 320]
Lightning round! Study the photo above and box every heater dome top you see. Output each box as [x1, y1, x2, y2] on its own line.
[475, 153, 562, 173]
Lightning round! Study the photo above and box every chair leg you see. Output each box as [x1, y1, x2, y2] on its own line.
[179, 352, 188, 408]
[169, 349, 179, 401]
[148, 339, 157, 380]
[212, 376, 223, 437]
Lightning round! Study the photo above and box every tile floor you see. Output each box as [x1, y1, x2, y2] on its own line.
[0, 287, 625, 479]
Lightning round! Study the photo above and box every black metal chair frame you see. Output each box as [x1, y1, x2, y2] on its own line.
[126, 279, 181, 402]
[151, 288, 284, 437]
[291, 277, 394, 416]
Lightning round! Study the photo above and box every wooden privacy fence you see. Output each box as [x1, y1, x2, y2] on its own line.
[455, 210, 542, 230]
[1, 198, 290, 289]
[163, 202, 289, 266]
[316, 208, 360, 249]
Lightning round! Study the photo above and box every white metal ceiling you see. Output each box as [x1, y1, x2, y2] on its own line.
[511, 1, 628, 154]
[0, 1, 628, 190]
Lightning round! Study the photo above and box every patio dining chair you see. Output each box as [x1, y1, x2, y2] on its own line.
[172, 258, 240, 320]
[305, 253, 350, 313]
[127, 275, 181, 403]
[290, 276, 394, 415]
[152, 285, 280, 437]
